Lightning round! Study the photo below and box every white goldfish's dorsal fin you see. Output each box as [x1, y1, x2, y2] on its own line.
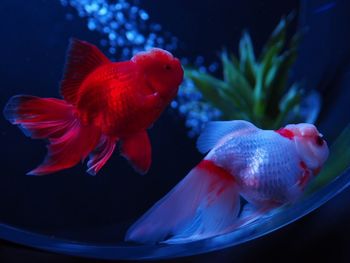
[197, 120, 258, 154]
[60, 38, 111, 105]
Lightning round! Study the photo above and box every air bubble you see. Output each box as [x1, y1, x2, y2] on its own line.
[139, 10, 149, 20]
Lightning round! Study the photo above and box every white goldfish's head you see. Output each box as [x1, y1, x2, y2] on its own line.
[284, 123, 329, 173]
[132, 48, 183, 102]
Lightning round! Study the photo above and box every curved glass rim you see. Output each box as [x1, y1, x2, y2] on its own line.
[0, 167, 349, 260]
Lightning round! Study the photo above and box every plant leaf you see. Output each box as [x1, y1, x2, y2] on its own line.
[298, 90, 321, 124]
[260, 17, 286, 61]
[261, 41, 283, 87]
[221, 51, 254, 110]
[265, 47, 298, 118]
[230, 53, 240, 69]
[185, 70, 243, 119]
[273, 84, 302, 128]
[260, 12, 295, 61]
[239, 31, 256, 86]
[253, 65, 265, 126]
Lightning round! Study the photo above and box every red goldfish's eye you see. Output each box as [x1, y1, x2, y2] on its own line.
[164, 64, 172, 71]
[315, 135, 324, 146]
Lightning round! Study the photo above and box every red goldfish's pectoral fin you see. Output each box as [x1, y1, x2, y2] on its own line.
[120, 131, 151, 174]
[197, 120, 259, 154]
[125, 160, 240, 244]
[87, 136, 118, 175]
[60, 38, 111, 105]
[3, 95, 101, 175]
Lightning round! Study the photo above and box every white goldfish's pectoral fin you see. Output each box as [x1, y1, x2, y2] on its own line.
[120, 131, 151, 175]
[197, 120, 259, 154]
[125, 160, 240, 244]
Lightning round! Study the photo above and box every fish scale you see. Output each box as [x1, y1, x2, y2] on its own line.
[212, 130, 302, 205]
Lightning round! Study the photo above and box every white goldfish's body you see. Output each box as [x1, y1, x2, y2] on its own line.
[126, 121, 329, 244]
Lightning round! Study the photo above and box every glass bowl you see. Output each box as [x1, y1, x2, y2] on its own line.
[1, 0, 350, 261]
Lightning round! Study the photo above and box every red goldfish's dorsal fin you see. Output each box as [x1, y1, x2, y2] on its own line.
[197, 120, 258, 154]
[60, 38, 111, 104]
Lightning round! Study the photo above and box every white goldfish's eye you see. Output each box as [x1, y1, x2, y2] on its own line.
[315, 135, 324, 146]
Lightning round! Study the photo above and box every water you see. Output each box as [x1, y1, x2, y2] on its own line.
[0, 0, 350, 261]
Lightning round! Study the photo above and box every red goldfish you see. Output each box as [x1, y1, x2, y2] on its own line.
[3, 39, 183, 175]
[126, 121, 329, 244]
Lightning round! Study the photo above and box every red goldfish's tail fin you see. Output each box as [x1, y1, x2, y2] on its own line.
[125, 160, 240, 244]
[3, 95, 105, 175]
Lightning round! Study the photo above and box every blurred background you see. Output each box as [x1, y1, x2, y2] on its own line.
[0, 0, 350, 262]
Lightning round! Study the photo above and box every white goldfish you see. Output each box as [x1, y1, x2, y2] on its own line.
[126, 120, 329, 244]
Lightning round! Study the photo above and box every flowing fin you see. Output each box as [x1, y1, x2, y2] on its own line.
[3, 95, 101, 175]
[197, 120, 258, 154]
[60, 38, 111, 104]
[236, 203, 278, 230]
[87, 135, 118, 175]
[4, 95, 75, 139]
[125, 160, 240, 244]
[120, 131, 151, 174]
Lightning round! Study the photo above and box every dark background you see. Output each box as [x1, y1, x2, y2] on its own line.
[0, 0, 350, 262]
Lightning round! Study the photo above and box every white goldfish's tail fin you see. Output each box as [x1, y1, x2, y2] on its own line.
[125, 160, 240, 244]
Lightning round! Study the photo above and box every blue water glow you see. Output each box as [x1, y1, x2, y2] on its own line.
[313, 2, 336, 14]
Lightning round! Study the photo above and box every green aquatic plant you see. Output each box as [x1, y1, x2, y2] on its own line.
[186, 14, 305, 130]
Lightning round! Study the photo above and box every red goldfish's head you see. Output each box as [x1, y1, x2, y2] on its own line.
[285, 123, 329, 173]
[132, 48, 183, 101]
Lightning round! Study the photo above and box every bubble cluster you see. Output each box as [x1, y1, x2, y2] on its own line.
[60, 0, 178, 59]
[171, 59, 222, 137]
[173, 78, 222, 137]
[60, 0, 220, 137]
